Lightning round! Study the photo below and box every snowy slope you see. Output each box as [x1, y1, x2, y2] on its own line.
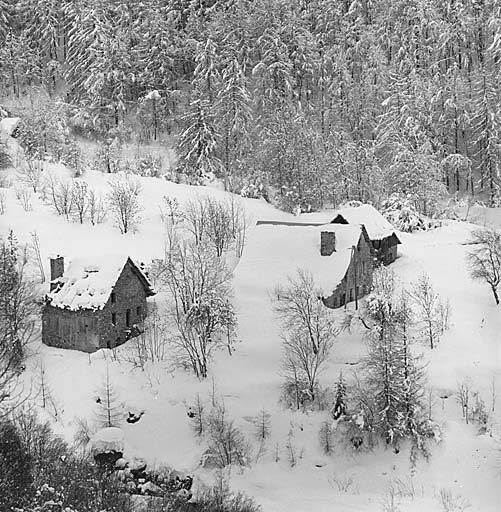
[0, 159, 500, 511]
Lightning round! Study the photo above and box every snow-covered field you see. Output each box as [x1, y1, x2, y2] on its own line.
[0, 126, 500, 511]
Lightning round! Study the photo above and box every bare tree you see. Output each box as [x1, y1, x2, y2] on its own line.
[88, 188, 107, 225]
[95, 366, 123, 428]
[467, 228, 501, 304]
[160, 239, 236, 378]
[18, 158, 44, 193]
[107, 174, 142, 234]
[184, 196, 248, 258]
[71, 180, 89, 224]
[274, 269, 337, 404]
[0, 191, 6, 215]
[43, 173, 73, 219]
[0, 234, 38, 415]
[410, 273, 444, 349]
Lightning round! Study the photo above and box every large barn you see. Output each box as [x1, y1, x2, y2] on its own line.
[331, 204, 401, 265]
[252, 223, 374, 309]
[42, 255, 155, 352]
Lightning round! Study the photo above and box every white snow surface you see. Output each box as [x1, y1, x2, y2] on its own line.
[90, 427, 125, 456]
[1, 160, 500, 511]
[0, 116, 20, 136]
[248, 223, 362, 294]
[47, 255, 149, 311]
[333, 204, 397, 240]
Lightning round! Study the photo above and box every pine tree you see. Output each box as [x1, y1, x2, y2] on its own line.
[176, 98, 222, 180]
[95, 367, 123, 428]
[361, 267, 435, 455]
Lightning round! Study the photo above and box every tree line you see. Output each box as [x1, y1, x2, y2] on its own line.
[1, 0, 501, 211]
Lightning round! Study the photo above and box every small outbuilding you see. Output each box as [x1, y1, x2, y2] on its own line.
[42, 255, 155, 352]
[331, 204, 401, 265]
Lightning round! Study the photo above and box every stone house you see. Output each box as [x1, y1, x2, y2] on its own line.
[42, 255, 155, 352]
[319, 225, 374, 309]
[330, 204, 401, 265]
[253, 222, 374, 309]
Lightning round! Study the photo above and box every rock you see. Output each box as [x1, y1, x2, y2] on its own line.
[139, 481, 164, 497]
[130, 457, 147, 477]
[115, 457, 128, 470]
[89, 427, 125, 467]
[126, 410, 145, 424]
[176, 488, 192, 501]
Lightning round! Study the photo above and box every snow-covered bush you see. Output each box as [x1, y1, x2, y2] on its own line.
[381, 193, 441, 233]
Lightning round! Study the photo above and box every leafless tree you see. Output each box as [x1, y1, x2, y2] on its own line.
[274, 269, 337, 404]
[467, 228, 501, 304]
[43, 173, 73, 218]
[0, 191, 5, 215]
[0, 234, 39, 415]
[184, 196, 248, 258]
[159, 239, 236, 378]
[18, 158, 44, 193]
[107, 174, 142, 234]
[71, 180, 89, 224]
[88, 188, 107, 225]
[95, 366, 123, 428]
[126, 309, 168, 369]
[410, 273, 445, 349]
[15, 185, 33, 211]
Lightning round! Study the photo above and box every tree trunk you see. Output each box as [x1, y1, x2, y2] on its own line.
[491, 285, 499, 305]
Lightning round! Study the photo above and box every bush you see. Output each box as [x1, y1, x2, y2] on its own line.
[0, 419, 33, 511]
[0, 134, 11, 168]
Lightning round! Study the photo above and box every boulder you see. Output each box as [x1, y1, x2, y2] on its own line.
[89, 427, 125, 466]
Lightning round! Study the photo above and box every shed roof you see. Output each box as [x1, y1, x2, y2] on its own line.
[47, 255, 154, 311]
[243, 224, 366, 295]
[331, 204, 400, 241]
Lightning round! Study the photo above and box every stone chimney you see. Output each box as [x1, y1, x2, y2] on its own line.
[320, 232, 336, 256]
[50, 256, 64, 291]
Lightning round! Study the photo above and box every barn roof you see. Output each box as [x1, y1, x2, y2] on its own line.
[331, 204, 400, 242]
[47, 255, 155, 311]
[243, 223, 366, 295]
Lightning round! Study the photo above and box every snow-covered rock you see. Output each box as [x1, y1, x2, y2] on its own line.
[89, 427, 125, 465]
[0, 117, 20, 137]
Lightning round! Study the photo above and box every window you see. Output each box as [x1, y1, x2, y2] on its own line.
[111, 313, 116, 326]
[349, 288, 353, 301]
[126, 309, 131, 327]
[111, 292, 116, 303]
[136, 305, 142, 317]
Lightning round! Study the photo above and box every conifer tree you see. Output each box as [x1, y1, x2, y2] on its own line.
[95, 367, 122, 428]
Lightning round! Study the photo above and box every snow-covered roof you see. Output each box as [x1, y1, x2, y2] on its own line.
[332, 204, 398, 241]
[246, 224, 365, 294]
[47, 255, 154, 311]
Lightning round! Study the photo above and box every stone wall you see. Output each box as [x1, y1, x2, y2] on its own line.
[323, 232, 374, 309]
[42, 306, 100, 352]
[98, 261, 148, 349]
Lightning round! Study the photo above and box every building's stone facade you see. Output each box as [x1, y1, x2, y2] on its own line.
[42, 259, 153, 353]
[322, 228, 374, 309]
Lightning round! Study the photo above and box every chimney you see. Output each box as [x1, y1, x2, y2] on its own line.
[50, 256, 64, 291]
[320, 231, 336, 256]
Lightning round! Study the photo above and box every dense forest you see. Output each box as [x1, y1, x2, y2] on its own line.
[1, 0, 500, 213]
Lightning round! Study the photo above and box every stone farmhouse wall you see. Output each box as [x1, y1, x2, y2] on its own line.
[98, 261, 148, 349]
[322, 231, 374, 309]
[42, 260, 149, 353]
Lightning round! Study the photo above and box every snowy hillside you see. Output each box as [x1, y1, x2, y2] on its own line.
[1, 144, 500, 511]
